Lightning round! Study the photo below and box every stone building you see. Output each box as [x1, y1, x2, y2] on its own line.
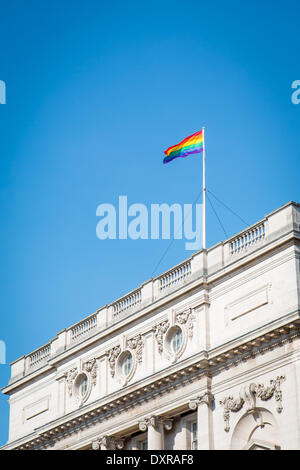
[2, 201, 300, 450]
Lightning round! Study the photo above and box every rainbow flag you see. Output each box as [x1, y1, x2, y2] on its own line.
[163, 130, 204, 164]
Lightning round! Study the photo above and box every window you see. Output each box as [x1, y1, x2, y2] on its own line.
[116, 350, 135, 385]
[77, 374, 88, 397]
[123, 353, 133, 376]
[164, 326, 185, 361]
[191, 421, 197, 450]
[139, 440, 148, 450]
[171, 328, 183, 353]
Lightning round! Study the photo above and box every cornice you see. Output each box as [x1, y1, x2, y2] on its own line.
[209, 232, 297, 292]
[4, 312, 300, 450]
[208, 249, 296, 301]
[212, 343, 300, 397]
[208, 309, 300, 360]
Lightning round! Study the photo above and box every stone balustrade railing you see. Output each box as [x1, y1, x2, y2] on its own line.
[28, 343, 51, 369]
[159, 260, 191, 292]
[112, 289, 142, 316]
[230, 222, 265, 256]
[71, 314, 97, 342]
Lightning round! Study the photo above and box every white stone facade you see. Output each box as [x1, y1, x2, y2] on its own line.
[2, 201, 300, 450]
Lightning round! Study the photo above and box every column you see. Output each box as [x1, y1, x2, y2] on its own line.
[189, 392, 214, 450]
[139, 416, 172, 450]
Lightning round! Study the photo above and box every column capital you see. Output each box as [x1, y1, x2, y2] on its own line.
[92, 435, 124, 450]
[139, 415, 173, 432]
[112, 437, 125, 450]
[189, 391, 214, 410]
[92, 439, 100, 450]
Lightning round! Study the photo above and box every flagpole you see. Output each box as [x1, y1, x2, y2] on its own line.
[202, 127, 206, 250]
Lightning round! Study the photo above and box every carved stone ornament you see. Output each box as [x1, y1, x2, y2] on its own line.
[256, 376, 285, 413]
[219, 395, 244, 433]
[176, 308, 195, 338]
[220, 376, 285, 432]
[106, 345, 121, 377]
[92, 435, 124, 450]
[83, 358, 98, 387]
[153, 320, 169, 354]
[138, 416, 173, 432]
[111, 437, 125, 450]
[92, 439, 100, 450]
[65, 358, 98, 406]
[127, 334, 144, 363]
[66, 367, 78, 397]
[189, 392, 214, 410]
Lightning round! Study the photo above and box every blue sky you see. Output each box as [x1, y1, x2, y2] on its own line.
[0, 0, 299, 445]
